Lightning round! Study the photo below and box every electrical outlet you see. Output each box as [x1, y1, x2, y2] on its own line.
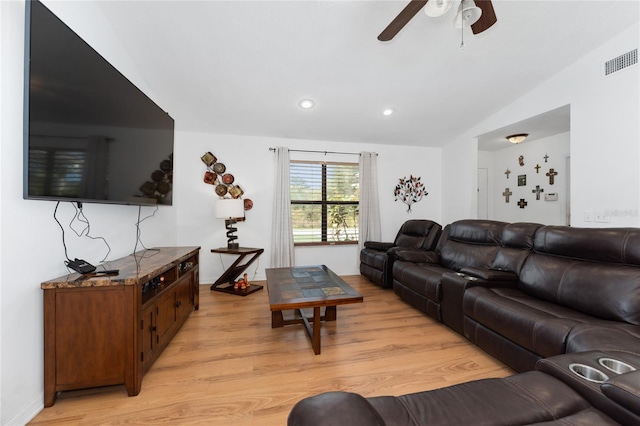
[584, 211, 593, 222]
[594, 210, 610, 223]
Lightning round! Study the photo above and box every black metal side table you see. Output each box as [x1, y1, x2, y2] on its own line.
[210, 247, 264, 296]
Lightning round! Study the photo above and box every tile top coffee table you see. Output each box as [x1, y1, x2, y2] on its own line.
[266, 265, 363, 355]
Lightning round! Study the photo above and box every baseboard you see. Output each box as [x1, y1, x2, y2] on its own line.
[5, 394, 43, 426]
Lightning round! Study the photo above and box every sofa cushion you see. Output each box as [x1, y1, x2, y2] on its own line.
[519, 254, 640, 325]
[366, 372, 611, 426]
[490, 222, 542, 273]
[437, 220, 507, 271]
[566, 323, 640, 354]
[394, 220, 442, 250]
[534, 226, 640, 265]
[393, 263, 449, 302]
[464, 286, 598, 357]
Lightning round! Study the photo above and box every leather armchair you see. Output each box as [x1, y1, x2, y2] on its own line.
[359, 220, 441, 288]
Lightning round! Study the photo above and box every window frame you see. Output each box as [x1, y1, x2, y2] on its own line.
[290, 160, 359, 246]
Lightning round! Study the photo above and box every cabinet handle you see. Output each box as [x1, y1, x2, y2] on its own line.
[175, 301, 182, 308]
[152, 326, 157, 331]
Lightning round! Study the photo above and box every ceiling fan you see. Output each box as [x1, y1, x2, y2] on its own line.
[378, 0, 497, 42]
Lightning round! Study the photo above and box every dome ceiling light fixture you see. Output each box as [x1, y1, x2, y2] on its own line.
[382, 107, 395, 116]
[506, 133, 529, 144]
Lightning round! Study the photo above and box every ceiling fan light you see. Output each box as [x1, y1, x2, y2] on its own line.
[506, 133, 529, 144]
[453, 0, 482, 28]
[425, 0, 454, 17]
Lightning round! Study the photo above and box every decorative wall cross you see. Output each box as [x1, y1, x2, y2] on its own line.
[502, 188, 512, 203]
[546, 168, 558, 185]
[534, 164, 541, 174]
[532, 185, 544, 200]
[544, 153, 549, 163]
[517, 198, 528, 209]
[505, 168, 511, 179]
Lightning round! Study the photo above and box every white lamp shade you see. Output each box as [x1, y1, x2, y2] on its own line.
[425, 0, 453, 17]
[216, 198, 244, 219]
[453, 0, 482, 28]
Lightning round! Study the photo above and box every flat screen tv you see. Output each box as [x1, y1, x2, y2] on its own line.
[23, 0, 174, 206]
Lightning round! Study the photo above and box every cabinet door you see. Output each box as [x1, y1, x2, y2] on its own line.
[175, 275, 193, 323]
[54, 287, 126, 387]
[141, 304, 156, 368]
[156, 288, 177, 348]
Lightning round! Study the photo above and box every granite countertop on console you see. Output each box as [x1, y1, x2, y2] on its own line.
[41, 246, 200, 289]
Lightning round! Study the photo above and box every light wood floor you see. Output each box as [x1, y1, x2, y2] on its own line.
[30, 275, 513, 425]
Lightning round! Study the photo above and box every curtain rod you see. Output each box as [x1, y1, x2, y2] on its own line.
[268, 147, 377, 156]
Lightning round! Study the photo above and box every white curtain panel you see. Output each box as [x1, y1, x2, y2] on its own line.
[271, 147, 295, 267]
[358, 152, 381, 259]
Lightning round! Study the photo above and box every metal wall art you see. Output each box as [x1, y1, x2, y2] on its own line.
[201, 151, 252, 210]
[394, 175, 427, 213]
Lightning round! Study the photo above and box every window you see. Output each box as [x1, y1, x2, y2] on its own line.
[28, 148, 86, 197]
[290, 161, 359, 245]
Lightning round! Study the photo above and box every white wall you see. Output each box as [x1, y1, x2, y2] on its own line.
[1, 1, 177, 424]
[480, 132, 570, 225]
[443, 23, 640, 228]
[174, 131, 442, 283]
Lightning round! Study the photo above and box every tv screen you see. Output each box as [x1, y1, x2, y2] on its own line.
[24, 0, 174, 206]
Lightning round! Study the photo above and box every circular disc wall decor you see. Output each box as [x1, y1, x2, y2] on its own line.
[213, 163, 226, 174]
[215, 184, 228, 196]
[201, 151, 253, 211]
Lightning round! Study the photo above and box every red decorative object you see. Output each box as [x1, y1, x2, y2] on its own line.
[394, 175, 427, 212]
[204, 171, 217, 184]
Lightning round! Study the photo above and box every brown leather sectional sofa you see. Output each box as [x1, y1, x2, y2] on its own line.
[288, 220, 640, 425]
[392, 220, 640, 372]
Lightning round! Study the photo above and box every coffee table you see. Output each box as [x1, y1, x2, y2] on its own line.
[266, 265, 363, 355]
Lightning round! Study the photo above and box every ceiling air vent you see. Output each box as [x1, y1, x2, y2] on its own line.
[605, 48, 637, 76]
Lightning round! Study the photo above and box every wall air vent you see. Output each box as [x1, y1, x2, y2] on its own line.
[605, 48, 637, 76]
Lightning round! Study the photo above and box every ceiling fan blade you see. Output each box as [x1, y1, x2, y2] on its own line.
[378, 0, 429, 42]
[471, 0, 497, 35]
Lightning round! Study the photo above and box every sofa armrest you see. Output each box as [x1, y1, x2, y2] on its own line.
[460, 267, 518, 282]
[602, 370, 640, 416]
[394, 249, 440, 264]
[364, 241, 395, 252]
[288, 392, 386, 426]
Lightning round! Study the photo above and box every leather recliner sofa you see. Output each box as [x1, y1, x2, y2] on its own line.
[360, 220, 442, 288]
[391, 220, 542, 325]
[288, 350, 640, 425]
[388, 220, 640, 371]
[463, 225, 640, 372]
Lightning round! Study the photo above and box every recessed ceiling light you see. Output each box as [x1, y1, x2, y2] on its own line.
[299, 99, 315, 109]
[382, 108, 395, 116]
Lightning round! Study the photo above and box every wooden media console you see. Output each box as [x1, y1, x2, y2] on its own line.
[41, 246, 200, 407]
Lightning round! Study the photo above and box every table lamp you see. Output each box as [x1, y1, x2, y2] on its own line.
[216, 198, 244, 249]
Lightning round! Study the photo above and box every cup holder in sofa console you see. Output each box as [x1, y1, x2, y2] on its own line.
[598, 358, 637, 374]
[569, 363, 609, 383]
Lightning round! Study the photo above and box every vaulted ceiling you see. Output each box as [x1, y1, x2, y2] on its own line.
[94, 0, 639, 147]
